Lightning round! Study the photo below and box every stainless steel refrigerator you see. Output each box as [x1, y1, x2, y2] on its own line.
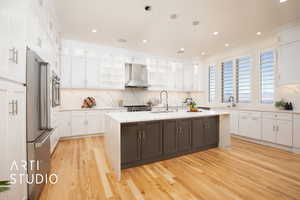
[26, 48, 53, 200]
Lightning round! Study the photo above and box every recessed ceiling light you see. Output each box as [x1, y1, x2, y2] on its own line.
[201, 52, 206, 56]
[225, 43, 229, 47]
[142, 39, 148, 44]
[280, 0, 288, 3]
[192, 21, 200, 26]
[180, 48, 185, 51]
[91, 29, 97, 33]
[170, 14, 178, 20]
[256, 32, 262, 36]
[213, 31, 219, 36]
[117, 38, 127, 43]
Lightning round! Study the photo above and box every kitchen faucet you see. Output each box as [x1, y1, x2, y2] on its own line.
[160, 90, 169, 111]
[228, 96, 236, 108]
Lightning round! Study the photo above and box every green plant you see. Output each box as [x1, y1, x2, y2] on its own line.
[0, 180, 10, 193]
[275, 99, 286, 108]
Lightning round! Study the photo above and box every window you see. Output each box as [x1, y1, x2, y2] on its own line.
[260, 51, 275, 104]
[208, 65, 216, 103]
[236, 56, 252, 103]
[221, 61, 234, 103]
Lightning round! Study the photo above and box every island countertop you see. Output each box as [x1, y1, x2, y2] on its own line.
[105, 110, 230, 123]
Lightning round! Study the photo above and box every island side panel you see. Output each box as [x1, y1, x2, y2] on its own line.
[104, 115, 121, 181]
[218, 114, 231, 148]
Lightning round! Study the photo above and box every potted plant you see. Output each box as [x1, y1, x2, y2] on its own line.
[275, 99, 286, 110]
[0, 180, 10, 193]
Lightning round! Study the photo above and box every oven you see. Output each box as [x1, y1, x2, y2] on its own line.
[52, 72, 61, 107]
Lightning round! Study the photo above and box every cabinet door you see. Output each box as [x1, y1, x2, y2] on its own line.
[262, 118, 276, 143]
[6, 85, 27, 200]
[59, 112, 72, 137]
[183, 65, 193, 92]
[0, 84, 8, 199]
[204, 117, 219, 145]
[191, 118, 205, 149]
[294, 115, 300, 148]
[121, 124, 141, 164]
[71, 112, 86, 136]
[0, 8, 10, 80]
[71, 56, 86, 88]
[238, 113, 249, 137]
[247, 113, 262, 140]
[177, 119, 191, 152]
[277, 120, 293, 146]
[163, 120, 178, 155]
[86, 112, 102, 134]
[61, 55, 72, 88]
[278, 42, 300, 85]
[86, 58, 100, 88]
[141, 121, 163, 160]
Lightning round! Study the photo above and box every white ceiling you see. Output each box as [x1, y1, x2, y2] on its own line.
[54, 0, 300, 59]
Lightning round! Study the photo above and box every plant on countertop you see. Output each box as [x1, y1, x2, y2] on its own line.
[275, 99, 286, 109]
[81, 97, 96, 108]
[0, 180, 10, 193]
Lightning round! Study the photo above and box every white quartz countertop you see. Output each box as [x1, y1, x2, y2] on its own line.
[59, 107, 127, 112]
[206, 106, 300, 114]
[105, 110, 229, 123]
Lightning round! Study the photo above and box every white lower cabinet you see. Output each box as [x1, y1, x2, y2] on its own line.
[59, 112, 72, 137]
[262, 113, 293, 146]
[0, 80, 27, 200]
[71, 111, 104, 136]
[230, 111, 239, 134]
[294, 115, 300, 149]
[238, 111, 262, 140]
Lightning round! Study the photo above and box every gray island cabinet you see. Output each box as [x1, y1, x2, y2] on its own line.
[105, 111, 230, 180]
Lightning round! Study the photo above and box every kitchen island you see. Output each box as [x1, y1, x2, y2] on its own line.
[104, 110, 231, 180]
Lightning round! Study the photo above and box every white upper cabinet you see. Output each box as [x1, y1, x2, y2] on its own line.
[86, 58, 100, 88]
[61, 55, 72, 88]
[277, 26, 300, 86]
[0, 0, 26, 84]
[71, 56, 86, 88]
[278, 41, 300, 86]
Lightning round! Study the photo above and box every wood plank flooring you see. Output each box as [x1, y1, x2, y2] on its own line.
[39, 137, 300, 200]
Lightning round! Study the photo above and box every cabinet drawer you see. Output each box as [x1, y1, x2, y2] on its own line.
[263, 112, 292, 120]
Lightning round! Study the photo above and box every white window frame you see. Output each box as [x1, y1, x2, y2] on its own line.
[208, 65, 217, 103]
[236, 55, 252, 104]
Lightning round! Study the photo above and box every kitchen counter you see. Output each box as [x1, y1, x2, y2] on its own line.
[202, 105, 300, 114]
[104, 110, 231, 181]
[106, 110, 229, 123]
[59, 107, 127, 112]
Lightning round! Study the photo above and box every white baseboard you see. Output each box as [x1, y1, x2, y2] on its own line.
[232, 134, 294, 153]
[293, 147, 300, 154]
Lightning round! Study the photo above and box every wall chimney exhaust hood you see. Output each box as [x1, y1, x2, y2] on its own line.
[125, 63, 149, 88]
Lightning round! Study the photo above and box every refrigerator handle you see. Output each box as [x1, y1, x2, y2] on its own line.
[40, 62, 51, 130]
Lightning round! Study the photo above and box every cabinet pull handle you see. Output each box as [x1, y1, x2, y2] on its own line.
[9, 101, 14, 115]
[14, 49, 18, 64]
[15, 100, 18, 115]
[9, 48, 15, 62]
[143, 131, 146, 141]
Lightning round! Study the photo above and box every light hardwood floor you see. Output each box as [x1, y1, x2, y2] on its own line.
[39, 137, 300, 200]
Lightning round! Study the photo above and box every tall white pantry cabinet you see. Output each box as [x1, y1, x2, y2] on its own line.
[0, 80, 27, 200]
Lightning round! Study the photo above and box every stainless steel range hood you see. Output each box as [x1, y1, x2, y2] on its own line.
[125, 63, 149, 88]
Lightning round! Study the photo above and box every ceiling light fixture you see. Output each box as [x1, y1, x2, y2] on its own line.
[256, 31, 262, 36]
[280, 0, 288, 3]
[91, 29, 97, 33]
[201, 52, 206, 56]
[117, 38, 127, 43]
[180, 48, 185, 51]
[225, 43, 229, 47]
[170, 14, 178, 20]
[213, 31, 219, 36]
[192, 21, 200, 26]
[142, 39, 148, 44]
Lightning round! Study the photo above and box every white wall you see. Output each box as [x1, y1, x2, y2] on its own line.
[199, 35, 300, 111]
[60, 88, 197, 109]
